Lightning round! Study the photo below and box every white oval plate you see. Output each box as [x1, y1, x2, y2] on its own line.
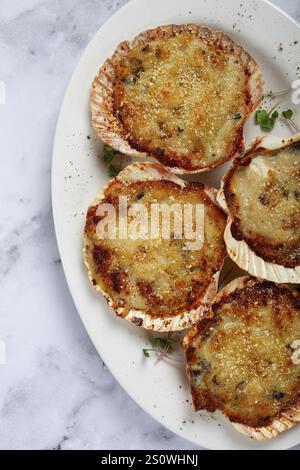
[52, 0, 300, 450]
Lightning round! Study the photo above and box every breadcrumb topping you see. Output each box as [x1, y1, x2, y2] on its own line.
[114, 34, 249, 170]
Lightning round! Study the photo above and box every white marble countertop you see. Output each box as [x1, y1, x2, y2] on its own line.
[0, 0, 300, 451]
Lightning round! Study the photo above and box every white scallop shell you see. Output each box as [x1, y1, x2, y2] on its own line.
[83, 162, 226, 332]
[184, 276, 300, 440]
[217, 133, 300, 284]
[233, 405, 300, 441]
[90, 24, 264, 174]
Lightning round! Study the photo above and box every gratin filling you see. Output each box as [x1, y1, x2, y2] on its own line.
[114, 34, 249, 170]
[228, 144, 300, 267]
[186, 281, 300, 427]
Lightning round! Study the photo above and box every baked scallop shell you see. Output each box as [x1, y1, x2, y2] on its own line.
[83, 162, 227, 331]
[217, 133, 300, 283]
[90, 24, 264, 174]
[184, 276, 300, 440]
[232, 407, 300, 441]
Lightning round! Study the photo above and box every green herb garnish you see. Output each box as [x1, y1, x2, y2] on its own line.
[281, 109, 300, 133]
[263, 88, 291, 98]
[255, 103, 280, 131]
[282, 109, 294, 120]
[151, 336, 175, 351]
[143, 349, 150, 358]
[143, 333, 183, 364]
[108, 163, 122, 178]
[103, 144, 116, 163]
[103, 144, 123, 177]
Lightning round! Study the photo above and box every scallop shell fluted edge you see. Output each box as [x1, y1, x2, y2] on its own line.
[83, 162, 225, 331]
[90, 23, 264, 174]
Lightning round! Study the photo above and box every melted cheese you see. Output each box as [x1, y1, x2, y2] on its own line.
[114, 34, 249, 170]
[187, 282, 300, 427]
[85, 180, 226, 319]
[232, 146, 300, 259]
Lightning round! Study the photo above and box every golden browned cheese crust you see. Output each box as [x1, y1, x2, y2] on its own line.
[91, 24, 264, 173]
[224, 142, 300, 268]
[184, 277, 300, 428]
[84, 178, 226, 327]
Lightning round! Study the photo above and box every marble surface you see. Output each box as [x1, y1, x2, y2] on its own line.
[0, 0, 299, 451]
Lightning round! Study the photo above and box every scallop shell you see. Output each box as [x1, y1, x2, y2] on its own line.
[232, 405, 300, 441]
[217, 133, 300, 284]
[90, 24, 264, 174]
[83, 162, 226, 332]
[184, 276, 300, 440]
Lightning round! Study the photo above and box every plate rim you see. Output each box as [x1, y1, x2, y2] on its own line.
[51, 0, 300, 450]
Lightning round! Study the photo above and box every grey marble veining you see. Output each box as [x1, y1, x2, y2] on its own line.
[0, 0, 299, 450]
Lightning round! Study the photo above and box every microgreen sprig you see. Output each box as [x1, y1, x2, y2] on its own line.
[255, 103, 280, 131]
[282, 109, 294, 119]
[143, 333, 183, 365]
[263, 88, 291, 98]
[103, 144, 123, 177]
[281, 109, 300, 133]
